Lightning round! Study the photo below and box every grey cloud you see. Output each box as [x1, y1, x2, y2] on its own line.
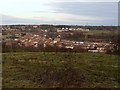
[0, 15, 53, 25]
[0, 14, 117, 26]
[47, 2, 118, 25]
[50, 2, 118, 18]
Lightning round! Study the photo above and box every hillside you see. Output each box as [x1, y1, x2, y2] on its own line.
[2, 52, 120, 88]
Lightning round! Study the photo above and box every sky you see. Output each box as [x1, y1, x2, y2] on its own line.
[0, 0, 119, 26]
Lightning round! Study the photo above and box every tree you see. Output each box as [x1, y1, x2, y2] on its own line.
[112, 28, 120, 55]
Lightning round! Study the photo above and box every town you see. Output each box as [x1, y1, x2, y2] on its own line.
[2, 25, 118, 53]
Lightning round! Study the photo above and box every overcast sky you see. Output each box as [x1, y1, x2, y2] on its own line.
[0, 0, 119, 26]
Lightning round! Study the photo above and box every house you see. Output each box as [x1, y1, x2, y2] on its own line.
[33, 25, 38, 28]
[5, 39, 18, 46]
[65, 46, 74, 49]
[88, 50, 99, 53]
[53, 37, 61, 44]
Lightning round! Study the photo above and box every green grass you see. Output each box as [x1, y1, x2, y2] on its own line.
[2, 52, 120, 88]
[88, 30, 111, 34]
[0, 53, 2, 89]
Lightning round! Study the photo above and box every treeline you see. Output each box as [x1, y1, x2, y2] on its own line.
[2, 43, 87, 53]
[2, 42, 119, 55]
[112, 32, 120, 54]
[2, 25, 117, 31]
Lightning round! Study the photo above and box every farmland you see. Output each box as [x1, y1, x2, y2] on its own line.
[2, 52, 120, 88]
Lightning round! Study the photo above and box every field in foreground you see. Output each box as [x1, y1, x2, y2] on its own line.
[2, 52, 120, 88]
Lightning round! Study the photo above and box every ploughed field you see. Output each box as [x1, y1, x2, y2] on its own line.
[2, 52, 120, 88]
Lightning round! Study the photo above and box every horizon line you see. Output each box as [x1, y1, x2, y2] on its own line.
[0, 24, 118, 26]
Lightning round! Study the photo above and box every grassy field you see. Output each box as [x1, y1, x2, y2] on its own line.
[0, 53, 2, 89]
[88, 30, 111, 34]
[2, 52, 120, 88]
